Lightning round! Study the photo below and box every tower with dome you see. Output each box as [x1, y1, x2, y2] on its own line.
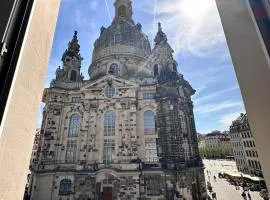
[30, 0, 206, 199]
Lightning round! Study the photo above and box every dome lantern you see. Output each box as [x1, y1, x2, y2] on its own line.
[114, 0, 134, 24]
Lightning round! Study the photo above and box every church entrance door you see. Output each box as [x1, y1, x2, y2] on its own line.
[103, 187, 113, 200]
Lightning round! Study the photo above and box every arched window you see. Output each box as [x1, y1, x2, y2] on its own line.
[118, 5, 127, 17]
[70, 70, 77, 81]
[109, 63, 119, 75]
[154, 64, 158, 77]
[59, 179, 72, 195]
[173, 63, 177, 72]
[144, 110, 155, 135]
[68, 114, 80, 137]
[103, 111, 116, 164]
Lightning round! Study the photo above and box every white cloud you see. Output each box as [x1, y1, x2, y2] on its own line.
[194, 85, 239, 103]
[139, 0, 226, 57]
[195, 100, 243, 114]
[219, 111, 245, 126]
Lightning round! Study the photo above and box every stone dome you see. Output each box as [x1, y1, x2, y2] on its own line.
[92, 20, 151, 62]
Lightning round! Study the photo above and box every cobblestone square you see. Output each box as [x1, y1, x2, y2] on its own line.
[203, 159, 263, 200]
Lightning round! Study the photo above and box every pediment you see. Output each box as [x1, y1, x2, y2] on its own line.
[81, 75, 139, 91]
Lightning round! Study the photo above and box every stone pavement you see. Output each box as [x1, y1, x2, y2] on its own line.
[203, 159, 263, 200]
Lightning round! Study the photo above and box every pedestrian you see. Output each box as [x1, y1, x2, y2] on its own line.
[247, 192, 251, 200]
[214, 176, 216, 182]
[212, 192, 217, 200]
[242, 192, 247, 200]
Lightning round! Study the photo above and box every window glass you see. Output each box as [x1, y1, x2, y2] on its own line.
[144, 110, 155, 135]
[103, 111, 116, 164]
[66, 140, 77, 163]
[109, 63, 119, 75]
[105, 85, 115, 98]
[104, 111, 116, 136]
[103, 138, 115, 164]
[143, 93, 154, 99]
[145, 138, 158, 162]
[146, 177, 161, 196]
[72, 97, 81, 103]
[59, 179, 72, 195]
[68, 114, 80, 137]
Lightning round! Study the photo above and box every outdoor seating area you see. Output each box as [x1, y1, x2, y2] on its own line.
[218, 170, 267, 193]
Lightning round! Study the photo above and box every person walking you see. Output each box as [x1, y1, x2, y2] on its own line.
[247, 192, 251, 200]
[242, 192, 247, 200]
[212, 192, 217, 200]
[214, 176, 216, 182]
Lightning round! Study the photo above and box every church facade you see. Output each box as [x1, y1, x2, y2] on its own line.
[30, 0, 206, 199]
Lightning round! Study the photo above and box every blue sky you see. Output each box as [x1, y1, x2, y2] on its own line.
[37, 0, 245, 133]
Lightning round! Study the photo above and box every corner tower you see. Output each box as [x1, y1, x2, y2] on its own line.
[154, 23, 207, 199]
[51, 31, 84, 88]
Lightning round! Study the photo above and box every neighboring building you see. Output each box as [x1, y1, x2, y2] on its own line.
[30, 1, 206, 200]
[229, 113, 263, 177]
[204, 131, 232, 159]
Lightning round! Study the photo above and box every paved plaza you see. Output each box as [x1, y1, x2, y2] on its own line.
[203, 159, 263, 200]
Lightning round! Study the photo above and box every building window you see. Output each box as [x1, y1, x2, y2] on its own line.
[103, 111, 116, 164]
[144, 110, 155, 135]
[105, 85, 115, 98]
[146, 177, 161, 196]
[103, 138, 115, 164]
[59, 179, 72, 195]
[145, 138, 158, 162]
[118, 5, 127, 17]
[143, 93, 154, 99]
[72, 97, 81, 103]
[68, 114, 80, 137]
[154, 64, 158, 77]
[70, 70, 77, 81]
[109, 63, 119, 75]
[104, 111, 116, 136]
[66, 140, 77, 163]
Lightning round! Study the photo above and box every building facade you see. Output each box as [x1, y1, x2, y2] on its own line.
[30, 1, 206, 199]
[29, 129, 43, 169]
[230, 113, 263, 177]
[203, 131, 232, 159]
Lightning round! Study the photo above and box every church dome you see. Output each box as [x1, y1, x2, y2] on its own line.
[89, 0, 154, 81]
[91, 0, 151, 63]
[92, 21, 151, 62]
